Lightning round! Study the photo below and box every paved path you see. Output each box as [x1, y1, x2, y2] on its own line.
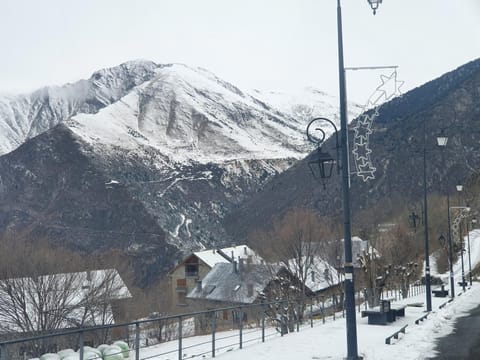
[433, 303, 480, 359]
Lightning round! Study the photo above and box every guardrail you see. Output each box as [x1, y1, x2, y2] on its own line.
[0, 282, 426, 360]
[0, 295, 341, 360]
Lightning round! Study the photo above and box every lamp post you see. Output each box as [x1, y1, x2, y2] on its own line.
[437, 131, 455, 298]
[469, 217, 477, 285]
[418, 126, 447, 311]
[450, 205, 471, 291]
[456, 185, 466, 291]
[338, 0, 352, 357]
[422, 119, 432, 312]
[336, 1, 382, 358]
[459, 212, 466, 292]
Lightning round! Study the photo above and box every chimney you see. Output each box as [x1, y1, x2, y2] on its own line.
[233, 259, 238, 273]
[247, 283, 254, 297]
[244, 246, 247, 255]
[239, 257, 244, 273]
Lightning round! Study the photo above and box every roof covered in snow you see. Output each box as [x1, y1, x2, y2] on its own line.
[187, 263, 281, 304]
[302, 257, 341, 293]
[193, 245, 262, 268]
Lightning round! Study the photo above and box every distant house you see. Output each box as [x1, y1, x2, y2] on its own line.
[304, 257, 342, 295]
[339, 236, 378, 268]
[187, 262, 277, 305]
[0, 269, 131, 337]
[168, 245, 262, 307]
[186, 261, 299, 327]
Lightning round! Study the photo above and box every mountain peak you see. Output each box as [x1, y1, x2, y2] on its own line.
[68, 62, 312, 164]
[0, 60, 359, 159]
[90, 59, 158, 81]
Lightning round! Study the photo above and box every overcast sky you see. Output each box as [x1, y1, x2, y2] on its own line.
[1, 0, 479, 103]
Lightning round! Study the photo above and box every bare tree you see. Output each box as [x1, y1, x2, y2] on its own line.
[357, 244, 389, 307]
[0, 235, 129, 337]
[249, 208, 340, 332]
[252, 208, 337, 297]
[358, 220, 422, 306]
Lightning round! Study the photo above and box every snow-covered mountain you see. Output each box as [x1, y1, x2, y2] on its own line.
[251, 87, 362, 134]
[67, 63, 308, 164]
[0, 60, 362, 286]
[0, 61, 157, 155]
[0, 61, 360, 158]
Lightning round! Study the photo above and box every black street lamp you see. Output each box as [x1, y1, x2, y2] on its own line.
[408, 210, 420, 232]
[422, 119, 432, 312]
[459, 214, 466, 292]
[437, 131, 455, 298]
[449, 205, 471, 291]
[367, 0, 383, 15]
[469, 217, 477, 285]
[418, 123, 448, 311]
[306, 118, 340, 189]
[456, 185, 466, 291]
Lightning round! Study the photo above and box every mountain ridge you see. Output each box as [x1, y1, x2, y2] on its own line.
[0, 60, 361, 286]
[224, 57, 480, 242]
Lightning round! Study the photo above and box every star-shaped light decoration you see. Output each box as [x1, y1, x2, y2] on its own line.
[373, 70, 404, 103]
[352, 110, 377, 181]
[353, 113, 374, 142]
[352, 142, 373, 162]
[352, 68, 403, 182]
[357, 162, 376, 182]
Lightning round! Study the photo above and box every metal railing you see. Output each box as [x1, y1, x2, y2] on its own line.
[0, 283, 426, 360]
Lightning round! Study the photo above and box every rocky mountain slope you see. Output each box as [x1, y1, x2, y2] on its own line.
[0, 61, 360, 286]
[224, 58, 480, 241]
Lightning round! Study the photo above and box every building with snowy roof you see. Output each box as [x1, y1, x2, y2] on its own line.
[186, 260, 303, 329]
[302, 256, 342, 294]
[168, 245, 262, 307]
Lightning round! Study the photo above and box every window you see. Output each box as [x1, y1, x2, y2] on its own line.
[223, 310, 228, 320]
[185, 263, 199, 277]
[177, 278, 187, 288]
[184, 256, 199, 277]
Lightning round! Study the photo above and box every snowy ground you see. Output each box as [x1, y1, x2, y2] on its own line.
[211, 283, 480, 360]
[137, 230, 480, 360]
